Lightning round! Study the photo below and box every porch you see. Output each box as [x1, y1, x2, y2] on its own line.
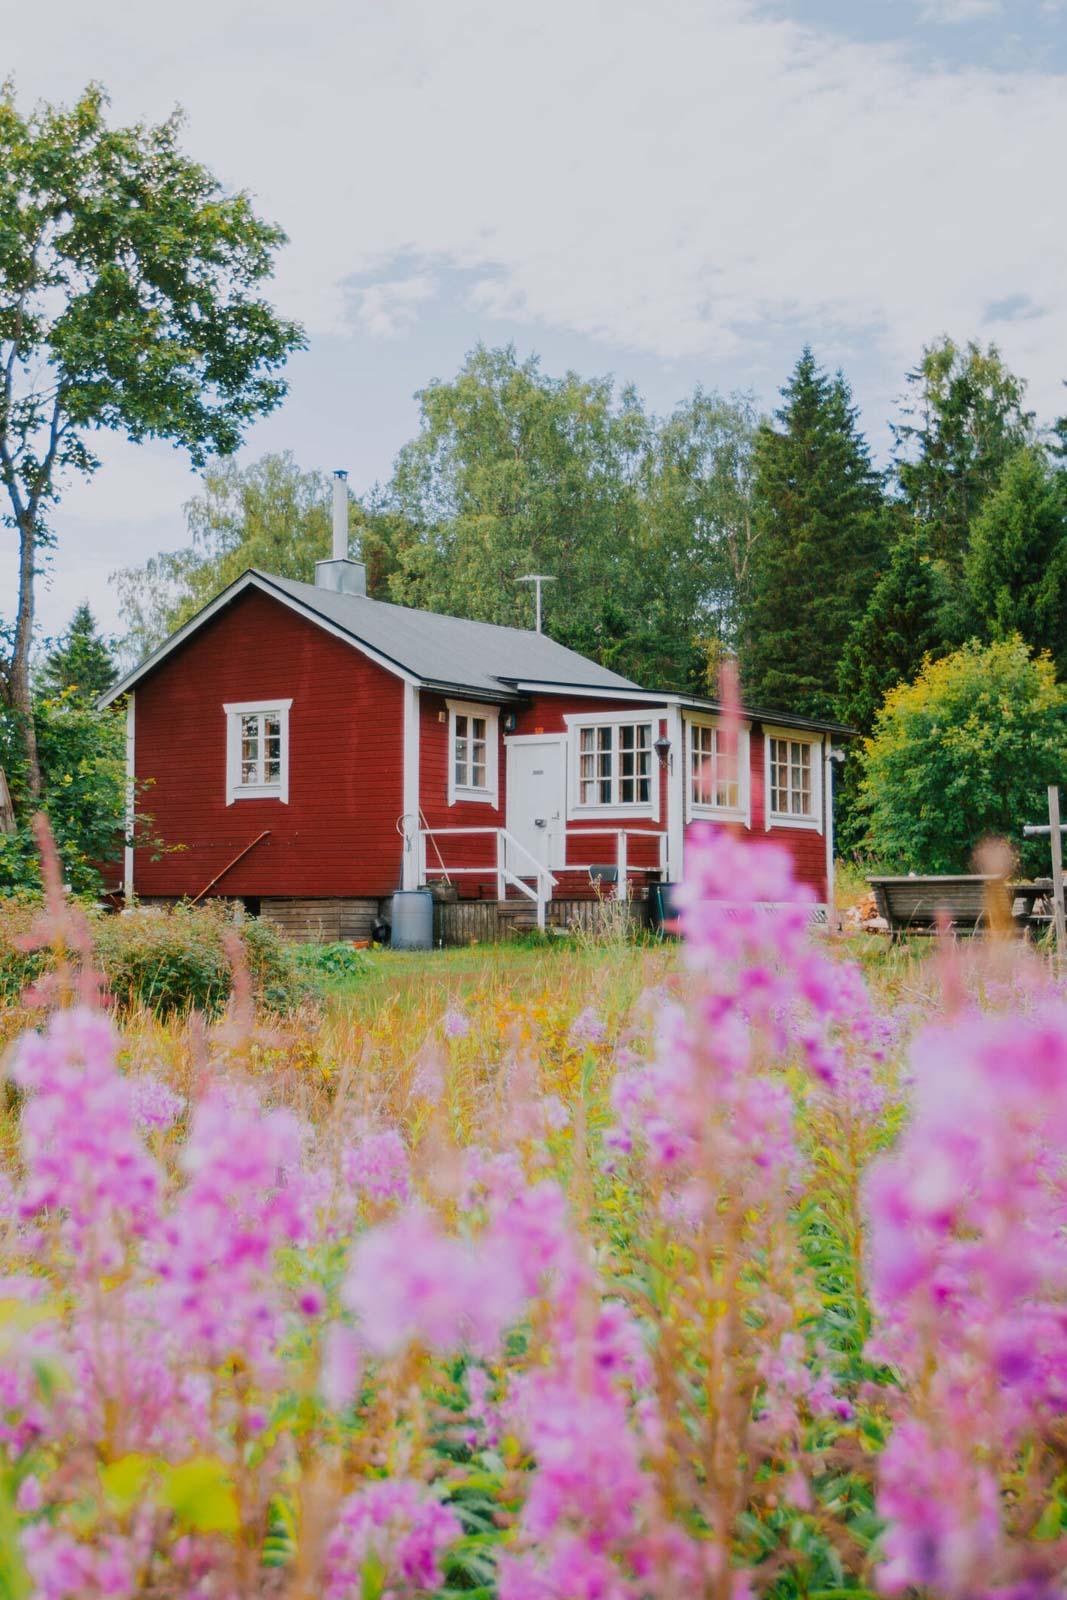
[416, 824, 669, 931]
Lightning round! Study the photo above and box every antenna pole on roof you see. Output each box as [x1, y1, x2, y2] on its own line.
[516, 574, 557, 634]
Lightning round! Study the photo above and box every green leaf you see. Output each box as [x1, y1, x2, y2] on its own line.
[100, 1454, 159, 1517]
[160, 1457, 240, 1536]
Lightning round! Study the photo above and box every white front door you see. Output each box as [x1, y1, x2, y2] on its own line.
[506, 737, 566, 873]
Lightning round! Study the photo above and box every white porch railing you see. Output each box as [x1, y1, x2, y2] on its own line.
[563, 828, 668, 900]
[418, 827, 558, 930]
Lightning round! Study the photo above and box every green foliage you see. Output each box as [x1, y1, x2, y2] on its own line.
[384, 345, 758, 692]
[857, 637, 1067, 874]
[0, 80, 304, 790]
[88, 903, 305, 1016]
[742, 348, 889, 718]
[964, 446, 1067, 669]
[640, 387, 761, 657]
[893, 338, 1034, 569]
[290, 939, 374, 982]
[0, 695, 128, 895]
[836, 527, 947, 733]
[112, 454, 403, 659]
[37, 603, 116, 703]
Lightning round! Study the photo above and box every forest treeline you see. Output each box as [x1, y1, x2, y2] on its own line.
[114, 338, 1067, 755]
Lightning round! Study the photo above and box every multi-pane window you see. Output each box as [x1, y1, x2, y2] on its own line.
[578, 722, 652, 806]
[239, 710, 283, 789]
[225, 699, 291, 804]
[690, 724, 740, 811]
[769, 737, 813, 818]
[453, 712, 488, 793]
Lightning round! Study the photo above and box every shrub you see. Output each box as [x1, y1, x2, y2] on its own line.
[857, 636, 1067, 874]
[290, 940, 373, 983]
[0, 897, 307, 1017]
[94, 905, 306, 1017]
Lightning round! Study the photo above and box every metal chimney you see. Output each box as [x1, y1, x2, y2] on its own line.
[315, 467, 368, 596]
[332, 468, 348, 561]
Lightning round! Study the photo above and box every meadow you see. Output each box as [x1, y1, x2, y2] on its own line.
[0, 828, 1062, 1600]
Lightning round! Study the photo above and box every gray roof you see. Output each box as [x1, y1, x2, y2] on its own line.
[102, 568, 643, 707]
[258, 571, 641, 697]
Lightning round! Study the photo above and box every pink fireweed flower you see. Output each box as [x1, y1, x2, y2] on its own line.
[11, 1007, 162, 1268]
[342, 1205, 527, 1357]
[342, 1127, 411, 1203]
[130, 1072, 185, 1133]
[442, 1006, 470, 1038]
[323, 1479, 462, 1599]
[569, 1007, 607, 1048]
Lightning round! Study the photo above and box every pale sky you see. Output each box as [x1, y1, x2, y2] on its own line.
[2, 0, 1064, 642]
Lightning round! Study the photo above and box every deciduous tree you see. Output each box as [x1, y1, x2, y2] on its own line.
[112, 453, 404, 658]
[893, 337, 1033, 569]
[857, 637, 1067, 875]
[0, 82, 303, 794]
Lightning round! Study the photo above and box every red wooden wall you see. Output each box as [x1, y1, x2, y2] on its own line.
[132, 589, 405, 900]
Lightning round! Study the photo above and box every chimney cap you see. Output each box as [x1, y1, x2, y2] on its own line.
[333, 467, 348, 480]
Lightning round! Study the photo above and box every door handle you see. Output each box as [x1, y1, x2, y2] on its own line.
[534, 817, 547, 827]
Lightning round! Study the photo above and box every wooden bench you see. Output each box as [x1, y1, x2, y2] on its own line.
[868, 875, 1053, 938]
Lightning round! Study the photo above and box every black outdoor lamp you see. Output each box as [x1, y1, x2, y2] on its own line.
[653, 733, 672, 770]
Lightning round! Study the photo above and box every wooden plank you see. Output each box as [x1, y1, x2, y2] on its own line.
[1049, 786, 1067, 960]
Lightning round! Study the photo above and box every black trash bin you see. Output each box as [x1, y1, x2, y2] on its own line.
[648, 881, 682, 937]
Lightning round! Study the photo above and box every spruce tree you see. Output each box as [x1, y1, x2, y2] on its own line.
[837, 529, 945, 731]
[741, 349, 888, 718]
[38, 603, 116, 703]
[964, 446, 1067, 671]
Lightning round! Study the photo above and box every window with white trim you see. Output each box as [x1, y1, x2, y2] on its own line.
[689, 723, 741, 811]
[578, 721, 653, 807]
[768, 736, 813, 819]
[225, 699, 291, 804]
[447, 701, 499, 805]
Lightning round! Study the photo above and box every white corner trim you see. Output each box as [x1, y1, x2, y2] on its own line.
[124, 693, 135, 899]
[224, 698, 292, 805]
[763, 727, 823, 834]
[445, 699, 499, 808]
[402, 683, 421, 889]
[665, 702, 685, 881]
[683, 713, 752, 829]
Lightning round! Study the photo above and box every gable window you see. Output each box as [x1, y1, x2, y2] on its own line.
[447, 701, 499, 806]
[688, 719, 749, 820]
[576, 720, 653, 807]
[765, 731, 822, 830]
[225, 699, 291, 804]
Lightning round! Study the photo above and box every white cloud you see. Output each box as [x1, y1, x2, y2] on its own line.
[5, 0, 1063, 401]
[917, 0, 1002, 21]
[351, 273, 438, 338]
[3, 0, 1066, 629]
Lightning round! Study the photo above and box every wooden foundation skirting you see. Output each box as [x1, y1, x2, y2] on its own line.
[433, 894, 651, 947]
[259, 898, 380, 943]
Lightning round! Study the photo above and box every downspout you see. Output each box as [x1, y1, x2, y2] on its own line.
[824, 741, 836, 921]
[124, 693, 136, 902]
[401, 683, 421, 890]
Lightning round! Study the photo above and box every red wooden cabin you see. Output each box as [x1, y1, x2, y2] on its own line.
[103, 495, 849, 940]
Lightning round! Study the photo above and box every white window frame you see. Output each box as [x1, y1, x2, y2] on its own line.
[564, 709, 660, 820]
[685, 715, 751, 827]
[447, 700, 499, 807]
[225, 699, 292, 805]
[763, 726, 823, 833]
